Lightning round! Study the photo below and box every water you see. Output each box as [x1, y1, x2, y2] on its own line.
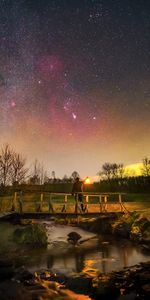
[0, 221, 150, 277]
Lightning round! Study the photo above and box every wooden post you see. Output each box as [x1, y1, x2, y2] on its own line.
[40, 193, 43, 212]
[85, 195, 89, 212]
[119, 194, 123, 212]
[104, 195, 108, 212]
[48, 194, 54, 213]
[99, 195, 102, 212]
[12, 192, 17, 211]
[75, 193, 78, 214]
[64, 194, 67, 212]
[18, 191, 23, 213]
[61, 194, 68, 212]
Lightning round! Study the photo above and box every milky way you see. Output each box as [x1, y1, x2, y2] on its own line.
[0, 0, 150, 178]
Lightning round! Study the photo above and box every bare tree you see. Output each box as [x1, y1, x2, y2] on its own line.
[10, 153, 28, 184]
[0, 144, 13, 186]
[0, 144, 29, 186]
[141, 157, 150, 176]
[98, 163, 112, 181]
[30, 159, 46, 184]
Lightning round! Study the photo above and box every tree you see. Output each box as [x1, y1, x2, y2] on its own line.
[115, 163, 125, 179]
[0, 144, 29, 186]
[141, 157, 150, 176]
[62, 175, 72, 183]
[98, 162, 125, 181]
[10, 153, 28, 184]
[71, 171, 80, 181]
[62, 175, 68, 183]
[0, 144, 13, 186]
[98, 163, 112, 181]
[51, 171, 56, 180]
[29, 174, 40, 185]
[30, 159, 46, 185]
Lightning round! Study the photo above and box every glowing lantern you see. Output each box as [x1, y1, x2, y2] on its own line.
[84, 177, 91, 184]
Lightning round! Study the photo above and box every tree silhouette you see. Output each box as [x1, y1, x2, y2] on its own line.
[71, 171, 80, 181]
[11, 153, 28, 184]
[0, 144, 13, 186]
[0, 144, 28, 186]
[30, 159, 46, 184]
[98, 162, 125, 181]
[141, 157, 150, 176]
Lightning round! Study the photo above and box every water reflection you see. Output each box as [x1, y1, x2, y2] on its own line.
[45, 238, 150, 276]
[46, 252, 86, 274]
[75, 252, 86, 273]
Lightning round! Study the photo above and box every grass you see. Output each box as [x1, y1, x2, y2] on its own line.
[124, 193, 150, 202]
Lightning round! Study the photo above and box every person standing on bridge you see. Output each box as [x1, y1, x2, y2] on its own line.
[72, 177, 84, 212]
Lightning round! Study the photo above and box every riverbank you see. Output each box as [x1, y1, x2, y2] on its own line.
[77, 210, 150, 244]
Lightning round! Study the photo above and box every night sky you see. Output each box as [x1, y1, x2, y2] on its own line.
[0, 0, 150, 178]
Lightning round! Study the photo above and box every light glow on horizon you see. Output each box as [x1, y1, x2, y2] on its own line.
[84, 177, 91, 184]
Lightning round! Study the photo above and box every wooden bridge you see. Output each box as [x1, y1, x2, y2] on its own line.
[9, 191, 128, 216]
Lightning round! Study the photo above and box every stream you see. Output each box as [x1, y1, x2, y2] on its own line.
[0, 220, 150, 278]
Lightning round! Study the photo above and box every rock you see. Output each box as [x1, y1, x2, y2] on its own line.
[67, 232, 82, 245]
[13, 267, 33, 282]
[93, 262, 150, 300]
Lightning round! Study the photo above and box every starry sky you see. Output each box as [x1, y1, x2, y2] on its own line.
[0, 0, 150, 178]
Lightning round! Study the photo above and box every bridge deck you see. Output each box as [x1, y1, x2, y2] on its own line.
[0, 212, 19, 221]
[0, 211, 124, 221]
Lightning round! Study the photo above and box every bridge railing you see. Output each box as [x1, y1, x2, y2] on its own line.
[10, 191, 127, 214]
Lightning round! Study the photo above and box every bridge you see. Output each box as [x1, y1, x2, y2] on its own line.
[9, 191, 128, 216]
[0, 191, 134, 223]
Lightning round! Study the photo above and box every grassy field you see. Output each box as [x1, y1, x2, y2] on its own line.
[123, 193, 150, 202]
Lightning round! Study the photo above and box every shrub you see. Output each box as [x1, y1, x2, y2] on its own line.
[13, 224, 48, 247]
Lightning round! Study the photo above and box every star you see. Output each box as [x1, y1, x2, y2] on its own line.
[10, 101, 16, 108]
[72, 113, 77, 120]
